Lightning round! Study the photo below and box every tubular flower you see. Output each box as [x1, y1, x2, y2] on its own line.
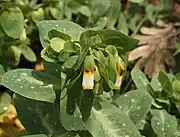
[114, 56, 125, 89]
[82, 55, 96, 90]
[82, 69, 95, 90]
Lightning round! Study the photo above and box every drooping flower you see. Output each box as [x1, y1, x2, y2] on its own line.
[82, 69, 94, 90]
[82, 55, 96, 90]
[114, 56, 125, 89]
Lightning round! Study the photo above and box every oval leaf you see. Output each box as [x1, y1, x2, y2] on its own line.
[13, 94, 61, 135]
[60, 94, 85, 131]
[84, 101, 141, 137]
[114, 89, 152, 124]
[131, 68, 149, 89]
[2, 69, 60, 103]
[37, 20, 84, 48]
[151, 109, 178, 137]
[21, 46, 37, 62]
[0, 7, 24, 39]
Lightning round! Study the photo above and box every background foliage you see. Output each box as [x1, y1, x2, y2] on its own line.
[0, 0, 180, 137]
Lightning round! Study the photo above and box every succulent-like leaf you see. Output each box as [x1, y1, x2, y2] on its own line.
[117, 12, 129, 35]
[50, 37, 65, 53]
[37, 20, 84, 48]
[106, 0, 121, 29]
[84, 101, 141, 137]
[13, 94, 61, 135]
[97, 30, 139, 54]
[150, 109, 178, 137]
[0, 7, 24, 39]
[158, 71, 174, 96]
[4, 45, 21, 66]
[79, 91, 95, 121]
[2, 69, 59, 103]
[60, 93, 85, 131]
[150, 73, 162, 92]
[21, 46, 37, 62]
[74, 30, 99, 70]
[131, 68, 149, 89]
[90, 0, 110, 19]
[114, 89, 152, 124]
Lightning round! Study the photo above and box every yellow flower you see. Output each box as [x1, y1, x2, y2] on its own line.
[82, 55, 96, 90]
[82, 69, 94, 90]
[114, 56, 125, 89]
[114, 74, 123, 89]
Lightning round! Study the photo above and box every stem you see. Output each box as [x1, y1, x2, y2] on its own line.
[54, 71, 62, 117]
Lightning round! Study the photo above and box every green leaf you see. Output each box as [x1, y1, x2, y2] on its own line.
[172, 80, 180, 93]
[4, 45, 21, 66]
[150, 73, 162, 92]
[106, 0, 121, 29]
[2, 69, 59, 103]
[63, 55, 78, 69]
[31, 7, 45, 23]
[21, 46, 37, 62]
[145, 4, 156, 24]
[48, 29, 71, 40]
[97, 29, 139, 54]
[151, 109, 178, 137]
[128, 13, 141, 32]
[106, 45, 118, 55]
[79, 6, 91, 17]
[74, 30, 99, 70]
[13, 94, 61, 135]
[158, 71, 174, 95]
[50, 37, 65, 53]
[131, 68, 149, 89]
[37, 20, 84, 48]
[79, 91, 95, 121]
[0, 92, 11, 114]
[65, 77, 81, 115]
[114, 89, 152, 124]
[58, 51, 71, 62]
[117, 12, 129, 35]
[90, 0, 110, 19]
[41, 46, 58, 63]
[64, 41, 79, 53]
[94, 57, 112, 89]
[0, 7, 24, 39]
[60, 93, 85, 131]
[0, 64, 5, 84]
[136, 120, 147, 130]
[43, 61, 66, 90]
[84, 101, 141, 137]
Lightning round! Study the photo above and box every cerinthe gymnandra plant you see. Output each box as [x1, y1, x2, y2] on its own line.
[1, 20, 142, 137]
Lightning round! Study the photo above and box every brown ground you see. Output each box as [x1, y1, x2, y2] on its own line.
[0, 105, 25, 137]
